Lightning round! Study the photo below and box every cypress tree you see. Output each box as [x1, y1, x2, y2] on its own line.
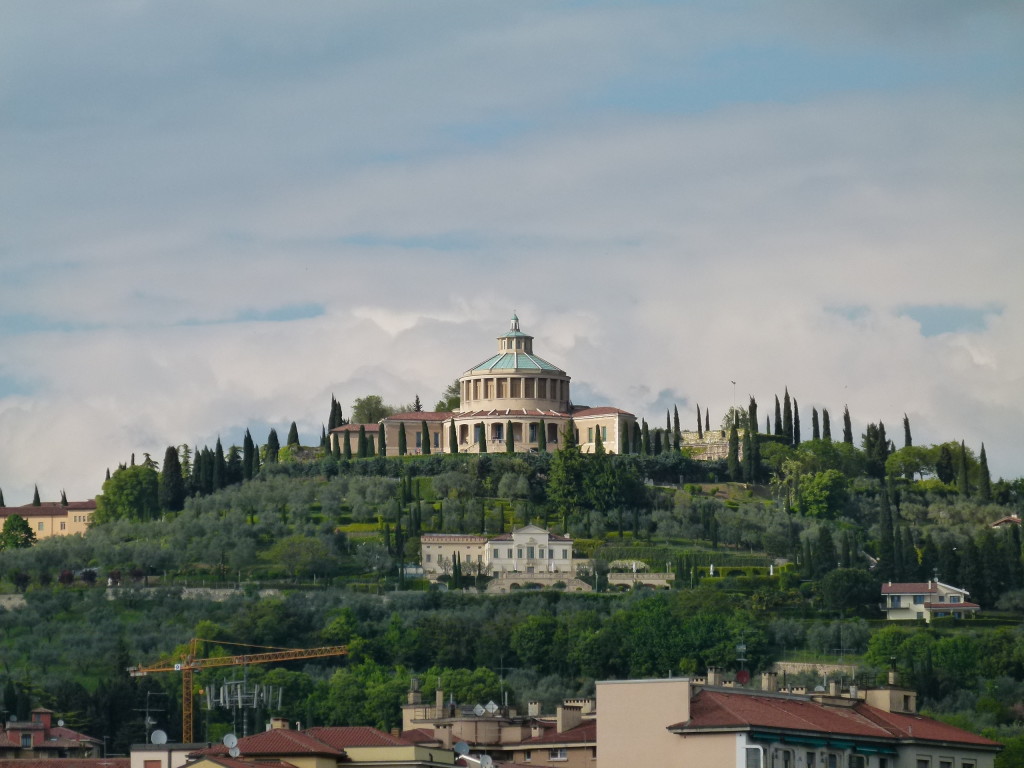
[226, 445, 242, 485]
[0, 488, 4, 506]
[266, 429, 280, 463]
[903, 414, 912, 448]
[251, 444, 260, 476]
[213, 438, 226, 490]
[878, 488, 895, 580]
[478, 422, 487, 453]
[378, 423, 387, 457]
[727, 417, 740, 481]
[653, 429, 663, 455]
[287, 421, 299, 447]
[696, 403, 703, 439]
[641, 420, 651, 455]
[935, 444, 955, 483]
[774, 396, 783, 437]
[343, 430, 352, 460]
[449, 422, 458, 454]
[367, 434, 375, 456]
[413, 394, 423, 412]
[747, 396, 761, 483]
[666, 409, 671, 434]
[783, 388, 793, 443]
[632, 422, 641, 454]
[357, 426, 368, 458]
[538, 419, 547, 452]
[506, 420, 514, 453]
[741, 427, 752, 483]
[956, 440, 970, 496]
[332, 434, 341, 459]
[398, 423, 407, 456]
[842, 406, 853, 444]
[60, 489, 67, 505]
[705, 407, 710, 432]
[159, 445, 186, 511]
[822, 408, 831, 441]
[765, 415, 770, 433]
[328, 395, 340, 432]
[673, 405, 681, 451]
[32, 485, 40, 506]
[811, 408, 820, 441]
[421, 420, 431, 455]
[320, 425, 327, 449]
[792, 398, 801, 446]
[978, 443, 991, 502]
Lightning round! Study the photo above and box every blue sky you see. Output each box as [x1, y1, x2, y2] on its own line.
[1, 1, 1022, 502]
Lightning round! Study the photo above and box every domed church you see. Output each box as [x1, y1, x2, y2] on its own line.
[332, 315, 636, 456]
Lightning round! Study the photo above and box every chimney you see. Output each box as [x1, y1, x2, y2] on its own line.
[408, 677, 422, 705]
[828, 680, 840, 697]
[706, 667, 723, 686]
[269, 717, 289, 730]
[390, 727, 400, 738]
[527, 701, 541, 717]
[556, 705, 582, 734]
[761, 672, 778, 693]
[436, 687, 445, 715]
[887, 668, 898, 686]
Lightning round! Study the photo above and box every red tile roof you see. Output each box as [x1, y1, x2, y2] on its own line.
[881, 582, 967, 595]
[329, 423, 383, 433]
[193, 757, 297, 768]
[304, 726, 414, 749]
[669, 689, 999, 749]
[191, 729, 344, 758]
[571, 407, 634, 418]
[384, 412, 451, 422]
[399, 728, 437, 744]
[520, 720, 596, 745]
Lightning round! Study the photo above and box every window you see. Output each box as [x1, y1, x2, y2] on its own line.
[527, 546, 535, 559]
[916, 759, 930, 768]
[517, 548, 523, 559]
[493, 549, 500, 559]
[938, 760, 953, 768]
[21, 734, 31, 748]
[827, 755, 838, 768]
[548, 748, 567, 761]
[601, 426, 607, 441]
[780, 750, 793, 768]
[507, 548, 513, 559]
[60, 522, 66, 530]
[745, 748, 762, 768]
[805, 752, 816, 767]
[434, 431, 440, 449]
[529, 423, 537, 442]
[37, 522, 44, 531]
[539, 548, 545, 558]
[891, 596, 901, 608]
[878, 760, 888, 768]
[523, 750, 531, 762]
[849, 756, 866, 768]
[425, 554, 432, 563]
[416, 431, 422, 449]
[961, 761, 976, 768]
[949, 596, 960, 603]
[913, 594, 925, 604]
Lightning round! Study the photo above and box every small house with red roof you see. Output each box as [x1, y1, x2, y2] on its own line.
[0, 501, 96, 540]
[0, 709, 101, 760]
[880, 581, 980, 623]
[184, 719, 454, 768]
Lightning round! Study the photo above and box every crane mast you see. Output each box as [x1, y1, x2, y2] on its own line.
[128, 638, 348, 742]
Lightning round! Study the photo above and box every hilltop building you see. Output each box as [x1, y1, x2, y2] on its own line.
[0, 501, 96, 540]
[330, 316, 636, 457]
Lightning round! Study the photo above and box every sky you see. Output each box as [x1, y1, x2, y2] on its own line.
[2, 1, 1023, 504]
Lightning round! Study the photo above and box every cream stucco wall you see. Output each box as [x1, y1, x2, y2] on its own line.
[596, 678, 693, 768]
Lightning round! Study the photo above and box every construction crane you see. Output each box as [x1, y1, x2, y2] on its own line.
[128, 638, 348, 743]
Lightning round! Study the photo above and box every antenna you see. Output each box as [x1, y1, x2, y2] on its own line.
[151, 730, 168, 745]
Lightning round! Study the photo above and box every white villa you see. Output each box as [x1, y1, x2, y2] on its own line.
[881, 580, 980, 623]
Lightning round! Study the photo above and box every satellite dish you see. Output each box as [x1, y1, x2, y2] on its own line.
[453, 741, 469, 756]
[480, 756, 493, 768]
[8, 716, 15, 722]
[151, 730, 168, 745]
[57, 719, 65, 727]
[229, 747, 240, 758]
[814, 685, 826, 692]
[223, 733, 239, 749]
